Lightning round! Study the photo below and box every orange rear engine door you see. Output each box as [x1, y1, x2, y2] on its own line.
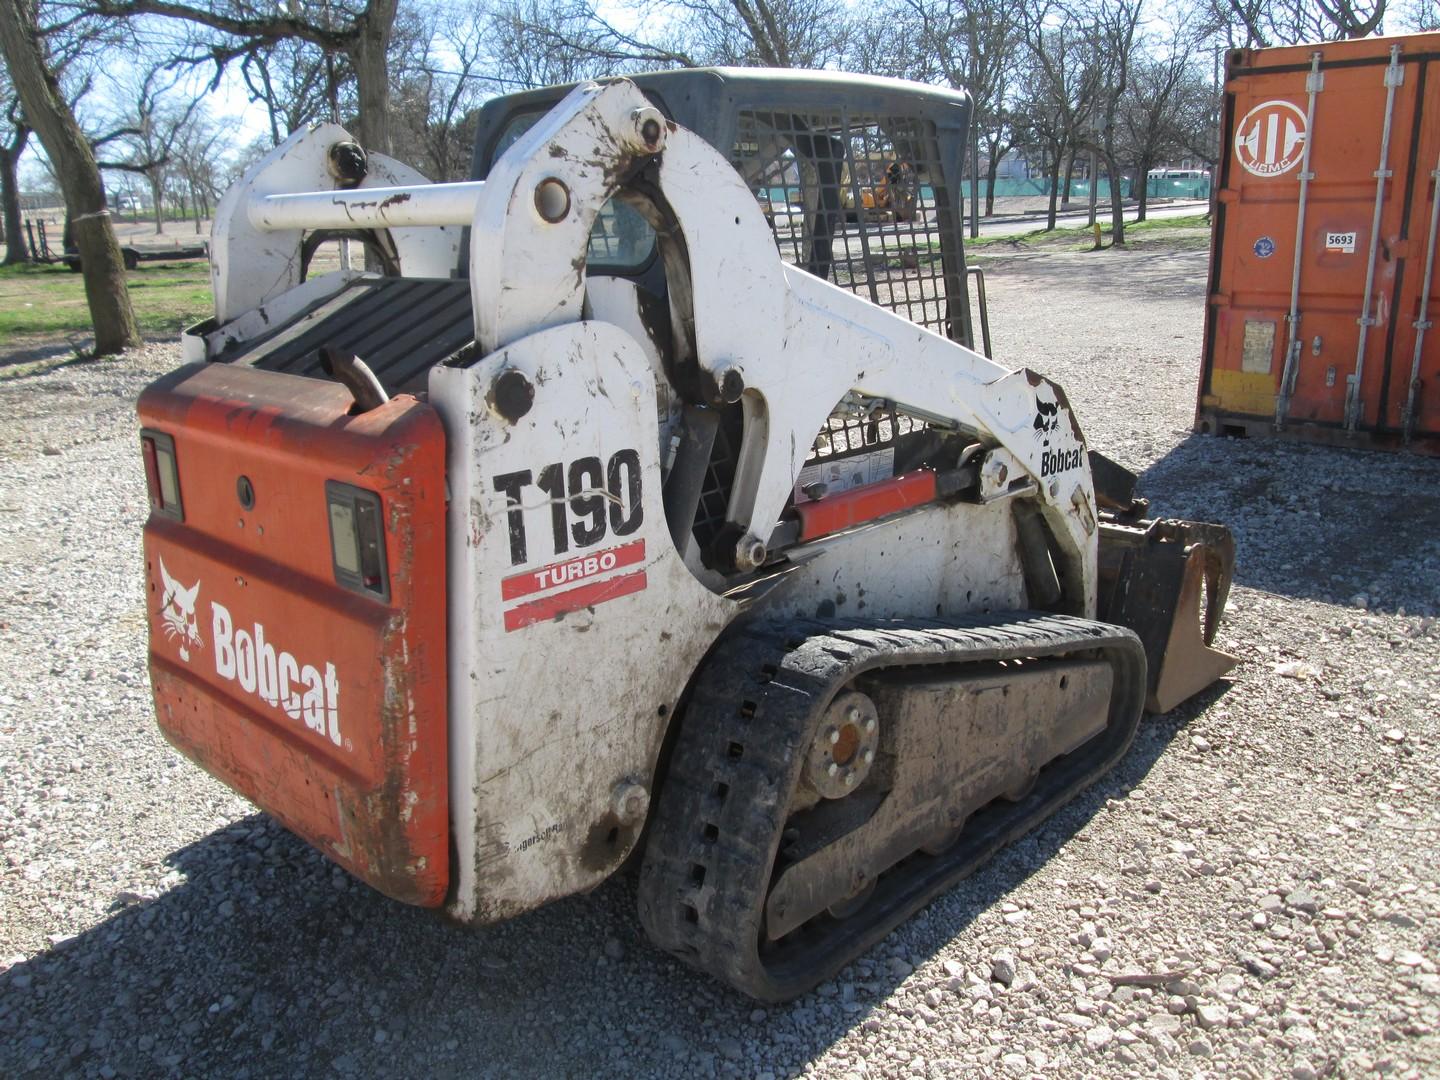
[137, 363, 448, 906]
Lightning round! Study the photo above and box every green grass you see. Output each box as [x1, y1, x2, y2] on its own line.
[967, 213, 1212, 253]
[0, 259, 212, 347]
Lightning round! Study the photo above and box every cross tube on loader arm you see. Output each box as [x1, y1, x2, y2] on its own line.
[136, 76, 1237, 1001]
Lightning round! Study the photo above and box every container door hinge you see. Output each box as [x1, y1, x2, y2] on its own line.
[1346, 44, 1404, 433]
[1277, 51, 1325, 431]
[1403, 155, 1440, 443]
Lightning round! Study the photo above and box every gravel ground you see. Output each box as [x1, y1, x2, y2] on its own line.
[1, 248, 1438, 1079]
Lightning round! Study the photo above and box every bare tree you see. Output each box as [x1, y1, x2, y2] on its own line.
[1118, 38, 1195, 223]
[141, 101, 228, 231]
[1, 66, 33, 264]
[498, 0, 852, 75]
[684, 0, 853, 66]
[486, 0, 637, 89]
[88, 0, 401, 153]
[1017, 5, 1102, 230]
[0, 0, 140, 353]
[387, 3, 495, 180]
[898, 0, 1023, 222]
[238, 37, 337, 146]
[1079, 0, 1143, 246]
[1209, 0, 1385, 46]
[845, 9, 925, 77]
[96, 68, 206, 233]
[1395, 0, 1440, 27]
[1167, 60, 1223, 184]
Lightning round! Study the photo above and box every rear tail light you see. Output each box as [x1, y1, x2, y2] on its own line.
[140, 429, 183, 520]
[326, 481, 389, 601]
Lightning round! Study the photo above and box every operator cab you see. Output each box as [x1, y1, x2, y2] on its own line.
[469, 68, 981, 353]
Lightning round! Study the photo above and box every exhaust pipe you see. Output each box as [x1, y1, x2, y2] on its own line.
[320, 345, 389, 413]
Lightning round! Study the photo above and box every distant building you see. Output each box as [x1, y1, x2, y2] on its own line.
[976, 148, 1031, 180]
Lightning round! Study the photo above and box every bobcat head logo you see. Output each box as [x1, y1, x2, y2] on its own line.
[1033, 384, 1061, 443]
[158, 557, 203, 662]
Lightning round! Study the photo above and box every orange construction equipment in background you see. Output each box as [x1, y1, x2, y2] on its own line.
[1197, 32, 1440, 454]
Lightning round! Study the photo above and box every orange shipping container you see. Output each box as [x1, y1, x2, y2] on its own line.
[1197, 32, 1440, 453]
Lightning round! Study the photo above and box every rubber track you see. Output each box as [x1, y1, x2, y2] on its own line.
[637, 612, 1146, 1002]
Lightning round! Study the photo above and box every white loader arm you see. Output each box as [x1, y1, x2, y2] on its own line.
[463, 80, 1099, 607]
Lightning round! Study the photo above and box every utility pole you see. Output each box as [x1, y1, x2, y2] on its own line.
[970, 122, 980, 240]
[1087, 148, 1099, 228]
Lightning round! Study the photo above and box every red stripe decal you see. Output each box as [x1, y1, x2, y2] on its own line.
[794, 470, 938, 542]
[501, 539, 646, 601]
[503, 570, 648, 632]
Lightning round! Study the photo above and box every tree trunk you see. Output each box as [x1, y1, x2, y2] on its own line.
[969, 125, 980, 240]
[1062, 153, 1077, 209]
[351, 0, 398, 154]
[1106, 152, 1124, 245]
[0, 0, 140, 355]
[1046, 139, 1064, 231]
[1087, 150, 1099, 233]
[1135, 154, 1151, 223]
[149, 171, 164, 234]
[1, 127, 31, 265]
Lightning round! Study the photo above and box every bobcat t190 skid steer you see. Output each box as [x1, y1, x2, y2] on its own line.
[137, 71, 1236, 1001]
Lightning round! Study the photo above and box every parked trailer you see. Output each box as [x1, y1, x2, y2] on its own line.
[1196, 31, 1440, 454]
[22, 217, 207, 270]
[64, 244, 208, 272]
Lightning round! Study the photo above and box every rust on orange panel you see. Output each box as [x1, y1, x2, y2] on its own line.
[138, 363, 449, 906]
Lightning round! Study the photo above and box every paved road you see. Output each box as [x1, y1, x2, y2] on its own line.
[970, 199, 1209, 238]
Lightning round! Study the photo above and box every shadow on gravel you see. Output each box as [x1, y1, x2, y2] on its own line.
[0, 691, 1212, 1080]
[1136, 432, 1440, 614]
[0, 337, 92, 374]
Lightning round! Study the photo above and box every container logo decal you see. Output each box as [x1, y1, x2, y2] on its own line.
[1254, 236, 1275, 259]
[1235, 100, 1307, 177]
[499, 539, 648, 632]
[158, 557, 204, 662]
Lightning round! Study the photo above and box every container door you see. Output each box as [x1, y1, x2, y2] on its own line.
[1203, 38, 1438, 445]
[1382, 58, 1440, 443]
